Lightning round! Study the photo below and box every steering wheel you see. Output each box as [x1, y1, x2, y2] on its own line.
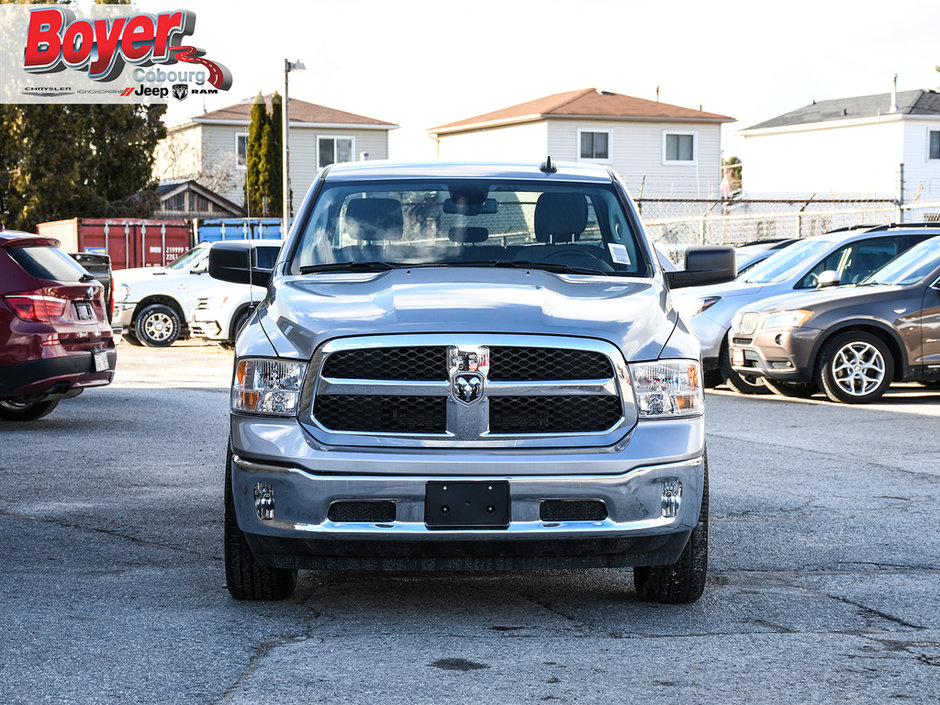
[542, 246, 615, 273]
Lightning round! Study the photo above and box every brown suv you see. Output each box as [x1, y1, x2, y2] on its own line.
[728, 233, 940, 403]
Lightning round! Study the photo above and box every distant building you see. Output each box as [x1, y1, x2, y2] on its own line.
[428, 88, 734, 198]
[157, 180, 246, 219]
[740, 89, 940, 202]
[154, 96, 398, 209]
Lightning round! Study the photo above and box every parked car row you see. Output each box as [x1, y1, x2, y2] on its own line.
[672, 223, 940, 398]
[728, 233, 940, 403]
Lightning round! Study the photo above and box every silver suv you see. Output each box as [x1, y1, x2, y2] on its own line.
[209, 160, 734, 603]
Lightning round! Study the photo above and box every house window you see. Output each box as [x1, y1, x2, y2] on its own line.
[235, 133, 248, 169]
[318, 136, 354, 169]
[663, 132, 696, 164]
[930, 130, 940, 160]
[578, 130, 610, 161]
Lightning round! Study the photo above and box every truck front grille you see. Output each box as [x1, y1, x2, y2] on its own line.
[489, 347, 613, 380]
[314, 395, 447, 433]
[306, 335, 634, 448]
[489, 395, 621, 433]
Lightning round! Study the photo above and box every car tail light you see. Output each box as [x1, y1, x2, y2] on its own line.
[108, 275, 114, 321]
[4, 290, 69, 321]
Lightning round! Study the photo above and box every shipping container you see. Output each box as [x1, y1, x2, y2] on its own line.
[37, 218, 193, 271]
[194, 218, 290, 243]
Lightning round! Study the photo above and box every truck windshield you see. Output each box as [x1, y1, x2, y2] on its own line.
[167, 246, 208, 270]
[290, 180, 647, 277]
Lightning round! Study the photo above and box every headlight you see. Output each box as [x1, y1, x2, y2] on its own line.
[630, 360, 704, 418]
[232, 358, 306, 415]
[117, 284, 132, 302]
[675, 296, 721, 320]
[759, 309, 812, 330]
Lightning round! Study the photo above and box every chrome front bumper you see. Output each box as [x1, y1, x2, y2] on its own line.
[230, 446, 704, 569]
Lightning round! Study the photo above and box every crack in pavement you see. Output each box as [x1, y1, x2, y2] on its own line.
[0, 509, 221, 562]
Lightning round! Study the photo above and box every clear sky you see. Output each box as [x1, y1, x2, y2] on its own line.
[139, 0, 938, 160]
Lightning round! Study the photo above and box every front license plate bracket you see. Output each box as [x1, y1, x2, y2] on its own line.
[425, 481, 510, 529]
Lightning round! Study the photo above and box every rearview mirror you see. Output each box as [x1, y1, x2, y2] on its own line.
[665, 246, 737, 289]
[208, 242, 272, 287]
[443, 198, 498, 215]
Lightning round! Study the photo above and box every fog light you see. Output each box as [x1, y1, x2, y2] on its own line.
[254, 483, 275, 520]
[661, 479, 682, 518]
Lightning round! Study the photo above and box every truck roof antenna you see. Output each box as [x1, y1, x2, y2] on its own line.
[540, 156, 557, 173]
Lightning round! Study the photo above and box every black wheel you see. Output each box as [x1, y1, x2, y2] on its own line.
[763, 378, 819, 398]
[634, 455, 708, 604]
[0, 399, 59, 421]
[121, 330, 144, 346]
[231, 307, 252, 341]
[719, 341, 769, 395]
[817, 331, 894, 404]
[224, 447, 297, 600]
[133, 304, 181, 347]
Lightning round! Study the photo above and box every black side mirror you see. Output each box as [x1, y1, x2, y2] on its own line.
[665, 246, 737, 289]
[208, 242, 272, 287]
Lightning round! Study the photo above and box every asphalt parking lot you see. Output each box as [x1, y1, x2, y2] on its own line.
[1, 340, 938, 704]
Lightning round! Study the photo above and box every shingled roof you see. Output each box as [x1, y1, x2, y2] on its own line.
[192, 95, 397, 128]
[745, 90, 940, 131]
[429, 88, 733, 134]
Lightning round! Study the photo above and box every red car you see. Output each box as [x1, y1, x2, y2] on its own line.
[0, 231, 116, 420]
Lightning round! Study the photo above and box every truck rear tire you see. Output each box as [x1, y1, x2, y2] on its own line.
[633, 456, 708, 604]
[224, 448, 297, 600]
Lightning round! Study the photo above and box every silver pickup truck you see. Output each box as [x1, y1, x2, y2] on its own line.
[209, 160, 734, 603]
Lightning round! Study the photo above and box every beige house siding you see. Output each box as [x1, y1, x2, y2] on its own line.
[154, 123, 391, 211]
[547, 119, 723, 198]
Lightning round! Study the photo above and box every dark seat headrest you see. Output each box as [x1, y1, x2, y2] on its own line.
[345, 198, 403, 241]
[449, 226, 489, 243]
[534, 193, 588, 243]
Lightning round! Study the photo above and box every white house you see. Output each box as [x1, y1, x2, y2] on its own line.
[428, 88, 734, 198]
[740, 89, 940, 203]
[154, 96, 398, 210]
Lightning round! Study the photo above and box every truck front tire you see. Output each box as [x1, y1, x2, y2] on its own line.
[224, 448, 297, 600]
[633, 456, 708, 604]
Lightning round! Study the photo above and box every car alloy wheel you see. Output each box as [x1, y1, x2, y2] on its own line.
[134, 303, 182, 347]
[817, 331, 894, 404]
[831, 341, 885, 397]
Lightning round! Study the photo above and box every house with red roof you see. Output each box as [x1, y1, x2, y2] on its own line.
[154, 96, 398, 209]
[428, 88, 734, 198]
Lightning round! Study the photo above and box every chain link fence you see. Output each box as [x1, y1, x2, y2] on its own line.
[637, 197, 940, 264]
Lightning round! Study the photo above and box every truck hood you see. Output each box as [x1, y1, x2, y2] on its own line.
[260, 268, 677, 362]
[115, 266, 173, 282]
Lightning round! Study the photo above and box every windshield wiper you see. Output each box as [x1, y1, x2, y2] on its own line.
[456, 260, 609, 276]
[299, 261, 400, 274]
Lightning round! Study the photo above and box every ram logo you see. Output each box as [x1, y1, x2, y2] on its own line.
[453, 373, 484, 404]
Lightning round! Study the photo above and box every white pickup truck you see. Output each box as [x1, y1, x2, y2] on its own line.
[114, 240, 281, 346]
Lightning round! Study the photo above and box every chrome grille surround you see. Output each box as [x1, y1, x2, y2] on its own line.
[301, 334, 636, 449]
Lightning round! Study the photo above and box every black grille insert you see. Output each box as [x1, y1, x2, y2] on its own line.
[540, 500, 608, 521]
[322, 346, 447, 381]
[490, 347, 613, 381]
[328, 501, 396, 523]
[314, 395, 447, 433]
[489, 395, 621, 434]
